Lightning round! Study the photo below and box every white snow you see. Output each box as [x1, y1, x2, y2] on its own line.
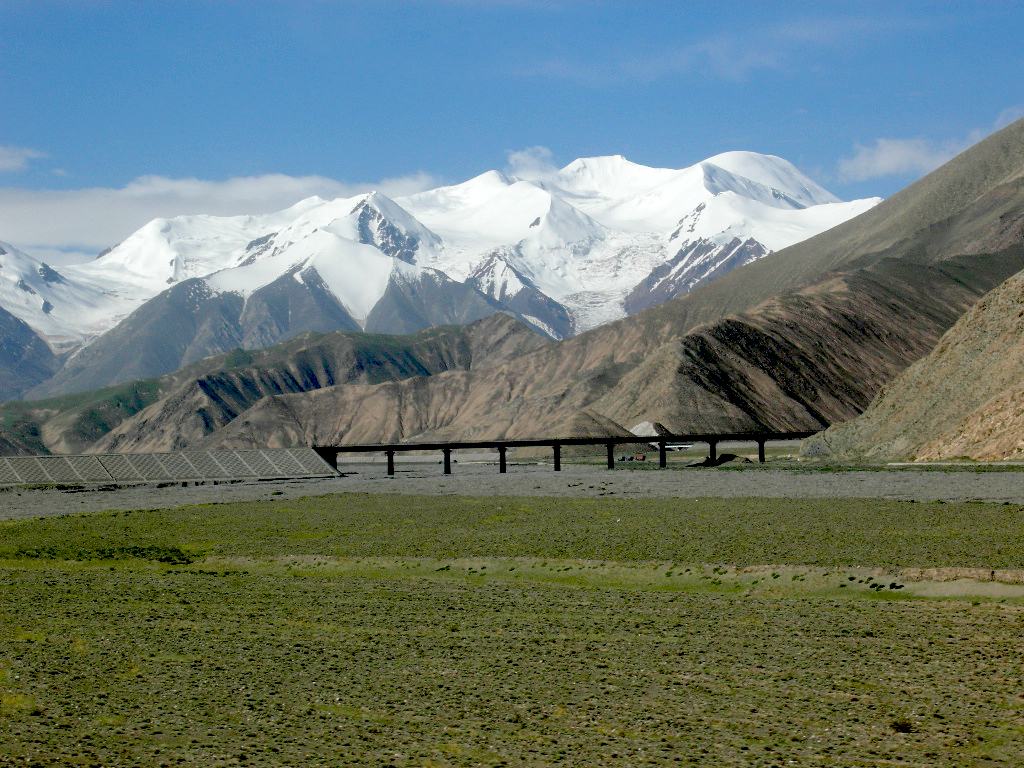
[629, 421, 659, 437]
[0, 150, 880, 347]
[0, 240, 128, 349]
[702, 151, 839, 206]
[520, 314, 561, 340]
[469, 255, 528, 301]
[396, 152, 879, 330]
[205, 228, 399, 327]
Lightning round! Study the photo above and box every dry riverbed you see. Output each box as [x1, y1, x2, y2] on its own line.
[1, 461, 1023, 519]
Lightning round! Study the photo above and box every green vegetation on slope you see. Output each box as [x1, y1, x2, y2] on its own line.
[0, 314, 548, 455]
[2, 494, 1024, 766]
[0, 378, 161, 455]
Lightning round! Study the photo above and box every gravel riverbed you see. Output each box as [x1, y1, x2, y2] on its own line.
[1, 461, 1022, 519]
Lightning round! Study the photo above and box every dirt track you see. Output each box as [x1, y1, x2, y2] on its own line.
[1, 461, 1022, 520]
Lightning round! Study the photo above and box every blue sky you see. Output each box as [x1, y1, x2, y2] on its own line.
[1, 0, 1022, 258]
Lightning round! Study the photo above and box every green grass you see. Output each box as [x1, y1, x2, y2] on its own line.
[2, 493, 1024, 766]
[2, 494, 1024, 568]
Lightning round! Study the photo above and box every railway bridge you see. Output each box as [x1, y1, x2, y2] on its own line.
[314, 431, 818, 475]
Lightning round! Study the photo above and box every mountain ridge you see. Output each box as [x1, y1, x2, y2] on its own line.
[6, 121, 1023, 452]
[1, 150, 876, 400]
[74, 118, 1024, 453]
[0, 313, 549, 455]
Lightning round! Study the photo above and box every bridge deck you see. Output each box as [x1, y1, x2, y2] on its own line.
[315, 431, 818, 474]
[0, 434, 818, 486]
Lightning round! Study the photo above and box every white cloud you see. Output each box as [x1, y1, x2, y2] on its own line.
[979, 106, 1024, 138]
[16, 246, 96, 268]
[0, 146, 46, 173]
[837, 138, 959, 183]
[0, 171, 440, 258]
[505, 145, 558, 180]
[521, 15, 924, 85]
[837, 107, 1024, 182]
[524, 38, 780, 85]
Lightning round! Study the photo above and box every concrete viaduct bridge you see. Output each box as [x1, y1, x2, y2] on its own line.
[314, 431, 819, 476]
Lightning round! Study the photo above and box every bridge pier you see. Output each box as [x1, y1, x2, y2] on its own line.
[317, 431, 817, 476]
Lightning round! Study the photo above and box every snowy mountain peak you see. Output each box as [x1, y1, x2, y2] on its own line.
[555, 154, 677, 197]
[468, 252, 532, 300]
[559, 154, 643, 176]
[0, 239, 116, 348]
[529, 192, 607, 247]
[0, 148, 880, 352]
[345, 191, 443, 263]
[291, 194, 328, 209]
[559, 154, 633, 177]
[702, 151, 839, 206]
[698, 162, 809, 210]
[429, 169, 513, 201]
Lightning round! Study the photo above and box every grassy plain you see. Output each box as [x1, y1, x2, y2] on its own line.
[2, 494, 1024, 766]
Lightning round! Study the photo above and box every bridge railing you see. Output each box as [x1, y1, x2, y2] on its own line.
[314, 431, 818, 475]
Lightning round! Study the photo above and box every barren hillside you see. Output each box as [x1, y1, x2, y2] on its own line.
[804, 269, 1024, 461]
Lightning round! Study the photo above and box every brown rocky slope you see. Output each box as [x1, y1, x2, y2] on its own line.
[0, 315, 549, 455]
[9, 119, 1024, 453]
[91, 313, 550, 453]
[803, 269, 1024, 461]
[200, 250, 1020, 449]
[193, 121, 1024, 450]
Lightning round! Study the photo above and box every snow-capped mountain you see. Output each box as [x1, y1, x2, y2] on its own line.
[0, 240, 121, 350]
[2, 151, 879, 396]
[400, 152, 876, 329]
